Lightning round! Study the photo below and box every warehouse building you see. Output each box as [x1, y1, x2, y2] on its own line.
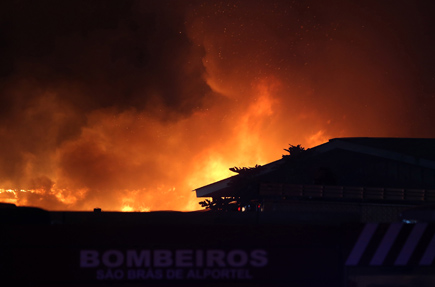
[195, 137, 435, 222]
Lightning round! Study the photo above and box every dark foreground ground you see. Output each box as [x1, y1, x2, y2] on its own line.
[1, 203, 435, 287]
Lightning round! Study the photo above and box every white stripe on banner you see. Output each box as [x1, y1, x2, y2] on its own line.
[420, 232, 435, 265]
[345, 223, 378, 266]
[395, 223, 427, 265]
[370, 222, 403, 266]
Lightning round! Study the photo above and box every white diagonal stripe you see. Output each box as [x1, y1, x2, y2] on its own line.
[345, 223, 378, 266]
[420, 232, 435, 265]
[395, 223, 427, 265]
[370, 222, 403, 266]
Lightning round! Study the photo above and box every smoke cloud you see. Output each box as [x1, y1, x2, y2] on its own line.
[0, 0, 434, 210]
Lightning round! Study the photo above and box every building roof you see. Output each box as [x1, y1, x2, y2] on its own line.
[195, 159, 282, 197]
[194, 137, 435, 198]
[330, 137, 435, 162]
[316, 138, 435, 169]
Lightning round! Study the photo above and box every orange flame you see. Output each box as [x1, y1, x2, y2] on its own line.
[0, 74, 333, 211]
[5, 1, 419, 211]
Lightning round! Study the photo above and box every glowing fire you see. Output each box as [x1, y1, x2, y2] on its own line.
[1, 1, 420, 211]
[1, 76, 325, 211]
[0, 189, 19, 204]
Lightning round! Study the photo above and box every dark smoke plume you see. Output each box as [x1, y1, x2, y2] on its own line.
[0, 0, 434, 210]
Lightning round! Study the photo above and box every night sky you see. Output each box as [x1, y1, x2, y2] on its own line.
[0, 0, 434, 211]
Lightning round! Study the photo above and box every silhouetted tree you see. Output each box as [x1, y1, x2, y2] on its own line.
[229, 164, 263, 175]
[283, 144, 306, 158]
[199, 144, 313, 210]
[273, 144, 313, 183]
[199, 197, 240, 211]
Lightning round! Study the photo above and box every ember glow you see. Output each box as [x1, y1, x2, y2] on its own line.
[0, 1, 434, 211]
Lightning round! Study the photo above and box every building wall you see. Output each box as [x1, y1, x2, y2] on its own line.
[262, 199, 411, 223]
